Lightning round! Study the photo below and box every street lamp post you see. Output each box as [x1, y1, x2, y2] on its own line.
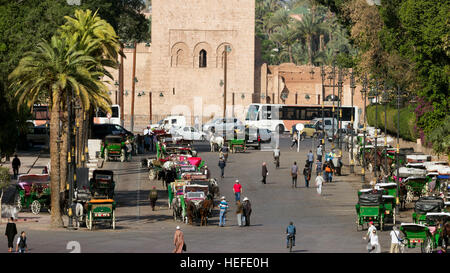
[349, 69, 356, 174]
[223, 45, 231, 139]
[331, 63, 336, 149]
[396, 85, 401, 208]
[374, 80, 378, 181]
[321, 66, 326, 153]
[337, 67, 343, 150]
[360, 76, 368, 183]
[383, 85, 388, 176]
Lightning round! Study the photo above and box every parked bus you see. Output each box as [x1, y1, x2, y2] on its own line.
[245, 103, 360, 133]
[93, 105, 120, 125]
[29, 105, 50, 126]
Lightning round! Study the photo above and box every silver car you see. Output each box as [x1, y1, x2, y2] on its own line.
[203, 117, 244, 135]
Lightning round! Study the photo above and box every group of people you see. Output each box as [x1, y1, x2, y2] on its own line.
[142, 126, 157, 153]
[219, 181, 252, 228]
[364, 221, 404, 253]
[4, 217, 28, 253]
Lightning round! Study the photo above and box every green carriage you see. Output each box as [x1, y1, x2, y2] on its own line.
[412, 196, 444, 224]
[403, 176, 430, 201]
[85, 170, 116, 230]
[15, 174, 51, 215]
[101, 135, 126, 162]
[228, 139, 246, 153]
[356, 190, 385, 231]
[400, 212, 450, 253]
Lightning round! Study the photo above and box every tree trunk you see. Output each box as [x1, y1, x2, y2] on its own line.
[59, 111, 68, 194]
[288, 45, 293, 63]
[320, 34, 325, 52]
[50, 98, 64, 228]
[307, 35, 312, 65]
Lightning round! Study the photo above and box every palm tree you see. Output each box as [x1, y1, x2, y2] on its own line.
[293, 13, 328, 65]
[9, 35, 110, 228]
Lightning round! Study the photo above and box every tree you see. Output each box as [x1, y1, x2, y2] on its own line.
[9, 33, 111, 227]
[0, 166, 11, 223]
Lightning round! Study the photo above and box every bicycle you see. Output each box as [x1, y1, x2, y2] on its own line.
[287, 234, 294, 252]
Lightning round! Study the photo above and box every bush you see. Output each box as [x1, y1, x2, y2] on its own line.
[366, 104, 418, 141]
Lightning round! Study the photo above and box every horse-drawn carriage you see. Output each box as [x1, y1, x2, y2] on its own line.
[15, 174, 51, 215]
[412, 196, 445, 225]
[184, 184, 212, 226]
[85, 170, 116, 230]
[228, 139, 246, 153]
[356, 189, 386, 231]
[400, 212, 450, 253]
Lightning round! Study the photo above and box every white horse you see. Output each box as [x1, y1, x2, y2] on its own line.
[75, 202, 84, 228]
[209, 132, 224, 152]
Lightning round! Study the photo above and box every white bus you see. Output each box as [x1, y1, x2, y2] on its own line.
[93, 104, 121, 125]
[245, 103, 360, 133]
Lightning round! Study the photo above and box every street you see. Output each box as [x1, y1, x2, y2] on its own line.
[1, 136, 411, 253]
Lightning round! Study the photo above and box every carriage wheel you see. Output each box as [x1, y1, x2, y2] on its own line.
[15, 194, 22, 212]
[86, 211, 93, 230]
[421, 236, 433, 253]
[111, 210, 116, 230]
[31, 200, 41, 215]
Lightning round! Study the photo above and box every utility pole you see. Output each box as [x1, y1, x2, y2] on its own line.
[350, 69, 355, 174]
[119, 44, 124, 127]
[361, 75, 368, 183]
[130, 41, 137, 133]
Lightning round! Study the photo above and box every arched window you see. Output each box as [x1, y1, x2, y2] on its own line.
[176, 49, 184, 66]
[199, 49, 207, 68]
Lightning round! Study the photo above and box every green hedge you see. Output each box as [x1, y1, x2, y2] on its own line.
[366, 104, 418, 141]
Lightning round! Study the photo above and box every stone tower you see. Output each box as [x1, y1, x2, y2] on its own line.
[150, 0, 256, 123]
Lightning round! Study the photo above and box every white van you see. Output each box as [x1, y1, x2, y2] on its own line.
[311, 118, 338, 131]
[150, 115, 186, 131]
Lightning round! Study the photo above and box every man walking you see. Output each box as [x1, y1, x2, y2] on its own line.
[242, 197, 252, 226]
[5, 217, 17, 253]
[173, 226, 185, 253]
[273, 146, 280, 168]
[303, 163, 311, 188]
[291, 162, 298, 188]
[233, 180, 242, 202]
[218, 155, 226, 178]
[307, 150, 314, 168]
[12, 154, 21, 179]
[390, 226, 401, 253]
[315, 174, 324, 195]
[149, 186, 158, 211]
[219, 197, 229, 227]
[316, 145, 323, 162]
[144, 126, 151, 152]
[261, 162, 268, 184]
[316, 159, 322, 177]
[236, 200, 244, 227]
[290, 132, 298, 150]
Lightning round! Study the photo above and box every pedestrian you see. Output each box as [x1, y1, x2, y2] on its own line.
[233, 180, 242, 202]
[219, 196, 229, 227]
[390, 225, 402, 253]
[316, 159, 322, 177]
[303, 163, 311, 188]
[368, 229, 381, 253]
[16, 231, 27, 253]
[242, 197, 252, 226]
[364, 221, 377, 241]
[307, 150, 314, 168]
[12, 154, 21, 179]
[291, 162, 298, 188]
[261, 162, 268, 184]
[286, 221, 296, 248]
[290, 132, 298, 150]
[149, 186, 158, 211]
[316, 145, 323, 162]
[236, 200, 244, 227]
[273, 146, 280, 168]
[143, 126, 151, 152]
[324, 162, 333, 183]
[173, 226, 185, 253]
[218, 156, 226, 178]
[5, 217, 17, 253]
[315, 174, 324, 195]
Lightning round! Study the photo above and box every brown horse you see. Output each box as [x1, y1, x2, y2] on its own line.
[185, 200, 196, 225]
[199, 199, 213, 226]
[441, 221, 450, 252]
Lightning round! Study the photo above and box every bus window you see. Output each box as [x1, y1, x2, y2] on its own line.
[111, 106, 119, 118]
[261, 105, 272, 120]
[246, 105, 259, 121]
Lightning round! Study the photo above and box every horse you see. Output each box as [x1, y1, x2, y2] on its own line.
[398, 182, 408, 210]
[74, 202, 84, 228]
[172, 197, 183, 221]
[208, 179, 220, 198]
[199, 198, 214, 226]
[185, 199, 203, 225]
[209, 132, 224, 152]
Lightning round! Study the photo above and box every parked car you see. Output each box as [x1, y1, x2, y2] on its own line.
[244, 127, 272, 149]
[310, 118, 338, 131]
[291, 123, 318, 139]
[203, 117, 244, 134]
[173, 126, 207, 141]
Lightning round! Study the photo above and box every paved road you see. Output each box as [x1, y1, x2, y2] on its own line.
[0, 135, 415, 253]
